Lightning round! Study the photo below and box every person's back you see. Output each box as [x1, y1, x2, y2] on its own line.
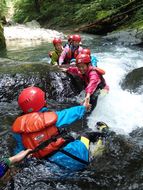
[12, 86, 93, 171]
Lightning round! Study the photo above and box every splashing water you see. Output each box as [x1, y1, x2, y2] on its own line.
[88, 46, 143, 134]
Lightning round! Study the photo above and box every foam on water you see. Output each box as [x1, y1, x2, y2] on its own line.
[89, 46, 143, 134]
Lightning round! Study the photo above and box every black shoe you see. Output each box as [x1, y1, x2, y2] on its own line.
[96, 121, 109, 133]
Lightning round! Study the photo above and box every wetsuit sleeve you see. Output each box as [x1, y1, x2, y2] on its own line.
[12, 133, 25, 154]
[59, 47, 68, 65]
[0, 159, 10, 178]
[85, 71, 101, 95]
[55, 105, 86, 128]
[67, 67, 80, 76]
[51, 51, 59, 65]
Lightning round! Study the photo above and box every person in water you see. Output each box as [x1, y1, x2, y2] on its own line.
[81, 48, 98, 67]
[12, 86, 108, 171]
[49, 38, 63, 65]
[61, 53, 109, 111]
[0, 149, 31, 178]
[59, 34, 83, 65]
[64, 34, 73, 48]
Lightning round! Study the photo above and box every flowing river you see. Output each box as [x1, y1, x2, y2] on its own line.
[0, 25, 143, 190]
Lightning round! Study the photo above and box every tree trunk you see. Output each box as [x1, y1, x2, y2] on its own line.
[75, 0, 143, 34]
[34, 0, 41, 13]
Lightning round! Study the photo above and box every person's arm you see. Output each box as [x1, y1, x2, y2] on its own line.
[59, 47, 68, 65]
[0, 149, 31, 178]
[67, 66, 80, 75]
[55, 105, 87, 128]
[12, 133, 25, 154]
[60, 66, 79, 75]
[51, 51, 58, 65]
[83, 71, 101, 105]
[85, 71, 101, 95]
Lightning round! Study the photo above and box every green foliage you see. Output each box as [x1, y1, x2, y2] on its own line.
[75, 3, 97, 24]
[11, 0, 143, 31]
[126, 7, 143, 29]
[13, 0, 39, 23]
[0, 0, 8, 19]
[97, 0, 130, 10]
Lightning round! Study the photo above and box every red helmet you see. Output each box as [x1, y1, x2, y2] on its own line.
[76, 53, 91, 64]
[18, 87, 46, 113]
[53, 38, 62, 45]
[67, 35, 73, 42]
[72, 34, 81, 42]
[81, 48, 91, 55]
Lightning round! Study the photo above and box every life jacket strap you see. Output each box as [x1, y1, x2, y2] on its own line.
[59, 149, 89, 165]
[26, 130, 74, 158]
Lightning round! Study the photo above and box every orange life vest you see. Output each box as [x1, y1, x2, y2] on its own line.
[12, 112, 66, 158]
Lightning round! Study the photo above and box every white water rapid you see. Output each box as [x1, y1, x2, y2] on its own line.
[3, 25, 143, 135]
[4, 24, 64, 49]
[89, 46, 143, 135]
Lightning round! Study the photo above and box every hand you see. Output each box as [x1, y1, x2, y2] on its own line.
[9, 149, 32, 164]
[83, 101, 91, 112]
[53, 62, 58, 66]
[60, 67, 68, 72]
[83, 95, 91, 111]
[84, 93, 90, 105]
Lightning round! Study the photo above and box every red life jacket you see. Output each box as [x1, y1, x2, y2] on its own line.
[64, 47, 79, 64]
[82, 66, 105, 85]
[81, 66, 106, 92]
[12, 112, 66, 158]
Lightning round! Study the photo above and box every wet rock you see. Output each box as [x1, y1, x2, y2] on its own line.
[104, 29, 143, 46]
[121, 67, 143, 94]
[0, 60, 83, 103]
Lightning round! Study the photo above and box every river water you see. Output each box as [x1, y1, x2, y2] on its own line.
[0, 25, 143, 190]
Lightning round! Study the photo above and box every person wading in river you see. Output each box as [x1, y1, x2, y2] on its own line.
[49, 38, 63, 65]
[61, 53, 109, 112]
[59, 34, 83, 65]
[12, 86, 109, 171]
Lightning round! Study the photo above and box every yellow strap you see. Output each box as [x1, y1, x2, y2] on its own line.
[93, 138, 105, 157]
[80, 136, 90, 149]
[98, 125, 107, 132]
